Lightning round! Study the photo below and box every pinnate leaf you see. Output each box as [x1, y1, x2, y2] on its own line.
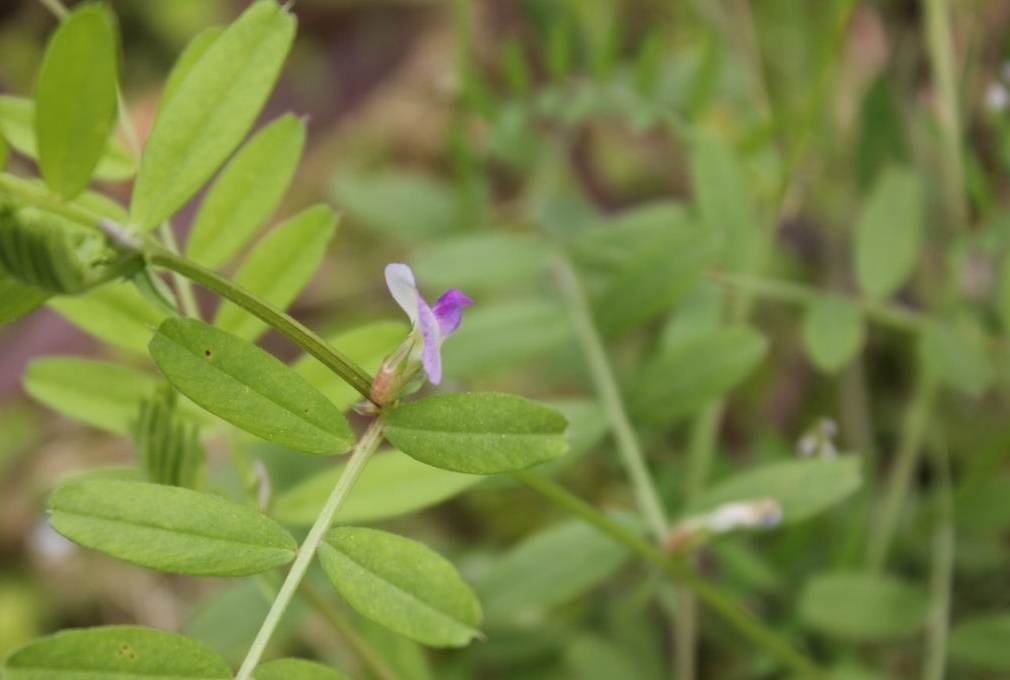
[131, 1, 295, 230]
[49, 478, 296, 576]
[383, 392, 569, 474]
[149, 317, 353, 455]
[214, 204, 335, 340]
[798, 570, 928, 641]
[187, 114, 306, 268]
[801, 295, 866, 372]
[2, 625, 231, 679]
[919, 319, 993, 396]
[319, 527, 482, 647]
[34, 3, 119, 199]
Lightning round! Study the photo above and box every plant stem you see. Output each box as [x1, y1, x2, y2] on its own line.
[236, 419, 385, 680]
[922, 436, 954, 680]
[923, 0, 967, 229]
[156, 223, 200, 318]
[0, 172, 102, 227]
[512, 470, 831, 680]
[865, 369, 937, 570]
[300, 580, 403, 680]
[552, 256, 669, 540]
[148, 246, 375, 402]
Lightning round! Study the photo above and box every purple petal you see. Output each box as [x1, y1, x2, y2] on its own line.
[384, 263, 419, 323]
[432, 289, 473, 337]
[417, 297, 442, 384]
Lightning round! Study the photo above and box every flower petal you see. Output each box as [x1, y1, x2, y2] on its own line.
[432, 289, 473, 337]
[384, 263, 419, 323]
[417, 296, 443, 384]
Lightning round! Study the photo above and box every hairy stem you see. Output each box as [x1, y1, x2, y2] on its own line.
[512, 470, 831, 680]
[148, 246, 375, 402]
[236, 419, 385, 680]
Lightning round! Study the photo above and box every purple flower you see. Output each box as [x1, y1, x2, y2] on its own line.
[384, 263, 472, 385]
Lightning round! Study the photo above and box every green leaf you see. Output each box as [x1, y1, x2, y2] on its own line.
[578, 203, 716, 335]
[0, 262, 50, 322]
[949, 613, 1010, 672]
[149, 317, 353, 455]
[383, 392, 569, 474]
[564, 636, 644, 680]
[632, 326, 768, 425]
[2, 625, 232, 679]
[319, 527, 482, 647]
[477, 518, 632, 621]
[25, 357, 156, 433]
[187, 114, 306, 268]
[48, 280, 167, 354]
[689, 457, 862, 525]
[0, 133, 7, 168]
[442, 300, 573, 378]
[130, 1, 295, 230]
[273, 449, 479, 525]
[798, 570, 928, 641]
[413, 232, 550, 292]
[293, 321, 408, 411]
[801, 295, 866, 373]
[333, 171, 459, 237]
[0, 95, 133, 180]
[49, 478, 296, 576]
[690, 130, 764, 273]
[159, 27, 224, 115]
[214, 204, 336, 340]
[34, 3, 119, 199]
[254, 658, 352, 680]
[919, 319, 993, 396]
[854, 165, 924, 300]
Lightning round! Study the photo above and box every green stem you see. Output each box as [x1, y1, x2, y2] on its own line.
[512, 470, 831, 680]
[710, 270, 926, 333]
[865, 369, 937, 570]
[552, 256, 669, 540]
[236, 419, 385, 680]
[923, 0, 966, 228]
[156, 223, 200, 318]
[922, 436, 954, 680]
[148, 246, 375, 402]
[300, 580, 403, 680]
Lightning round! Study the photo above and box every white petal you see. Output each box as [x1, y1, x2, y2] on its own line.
[385, 263, 419, 323]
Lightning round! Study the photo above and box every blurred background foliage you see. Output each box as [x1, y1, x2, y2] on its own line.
[2, 0, 1010, 678]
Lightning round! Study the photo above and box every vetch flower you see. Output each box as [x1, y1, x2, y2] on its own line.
[370, 263, 472, 404]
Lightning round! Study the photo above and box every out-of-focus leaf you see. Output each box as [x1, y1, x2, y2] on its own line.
[214, 204, 336, 340]
[996, 252, 1010, 334]
[384, 392, 569, 474]
[564, 635, 645, 680]
[632, 326, 767, 425]
[854, 165, 924, 300]
[691, 130, 764, 273]
[49, 478, 296, 576]
[34, 3, 119, 199]
[442, 300, 573, 379]
[0, 262, 50, 322]
[319, 527, 482, 647]
[333, 171, 459, 237]
[949, 613, 1010, 672]
[688, 457, 862, 525]
[2, 625, 232, 679]
[25, 357, 157, 433]
[187, 115, 306, 268]
[131, 1, 295, 230]
[48, 281, 167, 354]
[149, 318, 353, 455]
[798, 570, 928, 641]
[477, 518, 632, 621]
[413, 232, 550, 292]
[801, 295, 866, 373]
[254, 658, 352, 680]
[919, 320, 993, 396]
[273, 449, 479, 525]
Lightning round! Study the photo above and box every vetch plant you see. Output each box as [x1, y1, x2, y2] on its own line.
[2, 1, 1006, 679]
